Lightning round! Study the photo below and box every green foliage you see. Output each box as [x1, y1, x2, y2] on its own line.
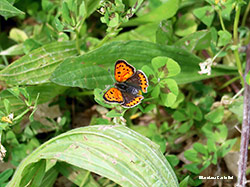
[0, 0, 247, 186]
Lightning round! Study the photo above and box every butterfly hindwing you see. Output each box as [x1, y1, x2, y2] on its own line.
[115, 60, 135, 82]
[126, 71, 148, 93]
[103, 88, 124, 104]
[121, 91, 144, 108]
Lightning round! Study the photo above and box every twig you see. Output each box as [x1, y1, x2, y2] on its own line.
[237, 42, 250, 187]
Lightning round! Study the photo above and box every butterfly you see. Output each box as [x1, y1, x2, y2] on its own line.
[103, 60, 148, 108]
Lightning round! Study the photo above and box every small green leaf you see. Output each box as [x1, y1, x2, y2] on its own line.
[166, 155, 180, 167]
[184, 163, 200, 174]
[152, 56, 181, 78]
[151, 84, 160, 98]
[193, 6, 215, 27]
[207, 139, 217, 153]
[108, 12, 119, 27]
[205, 106, 224, 123]
[173, 109, 189, 121]
[62, 2, 72, 24]
[106, 109, 123, 118]
[3, 99, 10, 114]
[79, 1, 87, 19]
[219, 138, 236, 157]
[123, 0, 179, 26]
[0, 44, 24, 56]
[156, 20, 174, 45]
[246, 71, 250, 85]
[179, 176, 189, 187]
[20, 159, 46, 187]
[0, 169, 14, 184]
[174, 30, 211, 51]
[193, 142, 208, 156]
[175, 13, 197, 37]
[23, 39, 41, 54]
[186, 103, 203, 121]
[177, 120, 193, 133]
[0, 0, 25, 19]
[184, 149, 199, 162]
[9, 28, 28, 43]
[218, 30, 232, 47]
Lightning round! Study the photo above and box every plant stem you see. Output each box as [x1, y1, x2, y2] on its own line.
[217, 9, 226, 31]
[75, 29, 81, 55]
[237, 42, 250, 187]
[233, 4, 244, 86]
[242, 1, 250, 27]
[79, 171, 90, 187]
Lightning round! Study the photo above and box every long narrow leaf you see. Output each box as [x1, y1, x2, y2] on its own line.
[0, 41, 78, 86]
[51, 40, 237, 89]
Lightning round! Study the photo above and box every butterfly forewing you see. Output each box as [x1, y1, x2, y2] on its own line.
[115, 60, 135, 82]
[103, 88, 124, 104]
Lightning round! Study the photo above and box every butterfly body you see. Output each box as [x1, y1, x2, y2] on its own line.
[103, 60, 148, 108]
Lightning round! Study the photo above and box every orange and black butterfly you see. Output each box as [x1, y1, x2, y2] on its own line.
[103, 60, 148, 108]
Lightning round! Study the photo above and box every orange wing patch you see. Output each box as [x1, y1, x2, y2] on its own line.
[115, 60, 135, 82]
[122, 96, 144, 108]
[137, 71, 148, 93]
[103, 88, 124, 103]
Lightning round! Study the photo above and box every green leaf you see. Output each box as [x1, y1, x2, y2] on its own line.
[173, 109, 189, 121]
[9, 28, 28, 43]
[0, 44, 24, 56]
[0, 83, 67, 115]
[0, 41, 78, 86]
[205, 106, 224, 123]
[184, 163, 200, 174]
[112, 23, 158, 42]
[106, 109, 123, 118]
[179, 176, 189, 187]
[221, 1, 234, 20]
[156, 20, 174, 45]
[151, 84, 160, 98]
[193, 143, 208, 156]
[159, 78, 178, 107]
[246, 70, 250, 85]
[0, 0, 25, 19]
[166, 155, 179, 167]
[207, 139, 217, 153]
[193, 6, 214, 27]
[108, 12, 119, 27]
[177, 120, 193, 133]
[0, 169, 14, 184]
[62, 2, 72, 25]
[186, 103, 203, 121]
[122, 0, 179, 26]
[51, 41, 237, 88]
[218, 30, 232, 47]
[8, 125, 179, 187]
[3, 99, 10, 114]
[152, 56, 181, 78]
[23, 39, 42, 54]
[218, 138, 236, 157]
[55, 162, 99, 186]
[40, 167, 58, 187]
[20, 159, 46, 187]
[174, 30, 211, 51]
[184, 149, 199, 162]
[175, 13, 197, 37]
